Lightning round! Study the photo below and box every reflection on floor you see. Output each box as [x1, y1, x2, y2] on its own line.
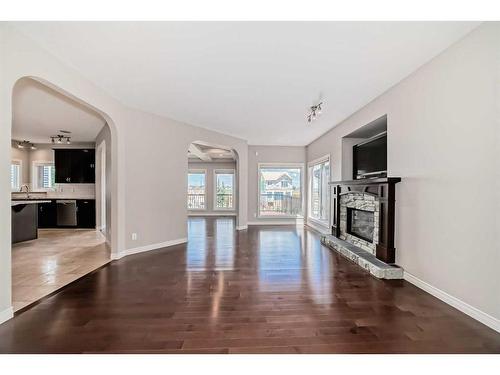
[1, 217, 499, 353]
[12, 229, 110, 312]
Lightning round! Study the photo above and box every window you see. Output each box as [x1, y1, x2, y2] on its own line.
[308, 156, 330, 225]
[33, 162, 55, 190]
[259, 164, 303, 217]
[187, 170, 206, 209]
[11, 160, 21, 191]
[214, 170, 235, 210]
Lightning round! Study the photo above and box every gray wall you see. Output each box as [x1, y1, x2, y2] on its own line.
[248, 145, 306, 224]
[307, 23, 500, 321]
[188, 160, 237, 215]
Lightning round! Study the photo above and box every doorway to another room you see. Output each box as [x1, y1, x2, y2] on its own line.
[10, 77, 112, 312]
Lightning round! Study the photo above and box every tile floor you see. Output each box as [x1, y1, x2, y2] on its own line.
[12, 229, 110, 311]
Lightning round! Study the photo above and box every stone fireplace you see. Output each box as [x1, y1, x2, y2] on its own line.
[339, 192, 379, 254]
[321, 177, 402, 279]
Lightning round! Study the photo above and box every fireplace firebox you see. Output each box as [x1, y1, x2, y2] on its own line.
[347, 208, 374, 243]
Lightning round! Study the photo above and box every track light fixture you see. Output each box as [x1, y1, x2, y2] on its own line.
[16, 140, 36, 150]
[51, 134, 71, 145]
[307, 102, 323, 124]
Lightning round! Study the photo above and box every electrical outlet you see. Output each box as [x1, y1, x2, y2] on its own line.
[131, 233, 138, 241]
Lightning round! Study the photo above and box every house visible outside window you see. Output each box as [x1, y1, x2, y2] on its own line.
[187, 170, 206, 209]
[214, 170, 235, 210]
[33, 162, 55, 190]
[11, 160, 21, 191]
[308, 156, 330, 225]
[258, 164, 303, 217]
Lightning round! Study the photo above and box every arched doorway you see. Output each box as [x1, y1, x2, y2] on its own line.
[9, 77, 116, 312]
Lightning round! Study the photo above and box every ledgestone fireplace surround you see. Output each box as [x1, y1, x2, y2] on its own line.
[321, 177, 403, 279]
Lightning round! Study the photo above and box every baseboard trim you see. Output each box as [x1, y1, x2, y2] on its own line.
[404, 271, 500, 333]
[188, 212, 237, 216]
[0, 306, 14, 325]
[112, 238, 187, 260]
[247, 221, 305, 226]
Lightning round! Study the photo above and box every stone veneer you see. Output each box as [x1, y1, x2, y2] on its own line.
[339, 192, 379, 254]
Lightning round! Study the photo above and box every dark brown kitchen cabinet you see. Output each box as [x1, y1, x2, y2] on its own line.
[38, 201, 57, 228]
[76, 200, 96, 228]
[54, 149, 95, 183]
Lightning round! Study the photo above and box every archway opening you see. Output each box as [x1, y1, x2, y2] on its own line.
[10, 77, 115, 312]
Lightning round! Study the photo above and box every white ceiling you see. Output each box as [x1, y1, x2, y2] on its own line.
[12, 77, 106, 144]
[12, 22, 479, 145]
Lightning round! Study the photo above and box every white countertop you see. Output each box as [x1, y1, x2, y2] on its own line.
[11, 200, 52, 206]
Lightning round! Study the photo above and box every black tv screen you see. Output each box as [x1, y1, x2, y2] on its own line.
[353, 134, 387, 179]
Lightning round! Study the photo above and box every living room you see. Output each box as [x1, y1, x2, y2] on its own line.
[0, 1, 499, 371]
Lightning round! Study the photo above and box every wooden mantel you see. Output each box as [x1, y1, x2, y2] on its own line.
[329, 177, 401, 263]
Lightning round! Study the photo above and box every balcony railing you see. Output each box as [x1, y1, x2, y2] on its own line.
[216, 194, 234, 209]
[259, 193, 302, 216]
[188, 194, 205, 209]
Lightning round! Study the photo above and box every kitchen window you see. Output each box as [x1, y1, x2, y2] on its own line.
[33, 161, 55, 190]
[11, 160, 21, 191]
[187, 170, 206, 210]
[308, 156, 330, 225]
[214, 169, 235, 210]
[258, 164, 303, 217]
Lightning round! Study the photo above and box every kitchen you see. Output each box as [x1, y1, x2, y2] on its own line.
[10, 77, 111, 312]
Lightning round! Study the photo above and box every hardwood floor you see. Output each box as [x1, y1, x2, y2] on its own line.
[12, 229, 110, 312]
[0, 216, 499, 353]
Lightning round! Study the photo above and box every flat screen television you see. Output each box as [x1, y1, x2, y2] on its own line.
[353, 133, 387, 179]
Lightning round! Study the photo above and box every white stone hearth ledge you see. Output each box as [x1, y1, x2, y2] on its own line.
[321, 234, 403, 279]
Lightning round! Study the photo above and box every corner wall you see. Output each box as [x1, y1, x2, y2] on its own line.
[306, 23, 500, 325]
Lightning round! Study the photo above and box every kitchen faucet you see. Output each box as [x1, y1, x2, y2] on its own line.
[19, 184, 30, 198]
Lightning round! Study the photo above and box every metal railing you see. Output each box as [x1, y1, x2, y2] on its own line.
[259, 193, 302, 215]
[216, 194, 234, 209]
[188, 194, 205, 209]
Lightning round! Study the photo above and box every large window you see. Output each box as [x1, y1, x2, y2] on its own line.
[259, 164, 303, 217]
[187, 170, 206, 210]
[308, 156, 330, 225]
[214, 169, 235, 210]
[11, 160, 21, 191]
[33, 162, 55, 190]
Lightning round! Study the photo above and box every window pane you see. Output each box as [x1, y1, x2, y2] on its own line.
[11, 164, 20, 190]
[259, 166, 302, 216]
[215, 172, 234, 209]
[35, 164, 55, 189]
[187, 172, 206, 209]
[309, 159, 330, 223]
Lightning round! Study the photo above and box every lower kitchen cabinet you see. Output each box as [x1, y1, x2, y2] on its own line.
[37, 199, 96, 229]
[38, 201, 57, 228]
[76, 199, 96, 228]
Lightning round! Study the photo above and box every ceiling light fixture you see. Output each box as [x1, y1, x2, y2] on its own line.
[16, 140, 36, 150]
[51, 134, 71, 145]
[307, 102, 323, 124]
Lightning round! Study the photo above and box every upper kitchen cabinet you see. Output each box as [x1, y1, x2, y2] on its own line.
[54, 149, 95, 183]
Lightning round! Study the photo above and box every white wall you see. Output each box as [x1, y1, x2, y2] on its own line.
[0, 24, 248, 321]
[188, 160, 237, 215]
[248, 145, 306, 224]
[95, 124, 112, 243]
[307, 23, 500, 323]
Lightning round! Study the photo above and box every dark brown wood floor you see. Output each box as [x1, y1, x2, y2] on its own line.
[1, 216, 499, 353]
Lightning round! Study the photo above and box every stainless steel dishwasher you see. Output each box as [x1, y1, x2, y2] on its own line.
[56, 200, 77, 226]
